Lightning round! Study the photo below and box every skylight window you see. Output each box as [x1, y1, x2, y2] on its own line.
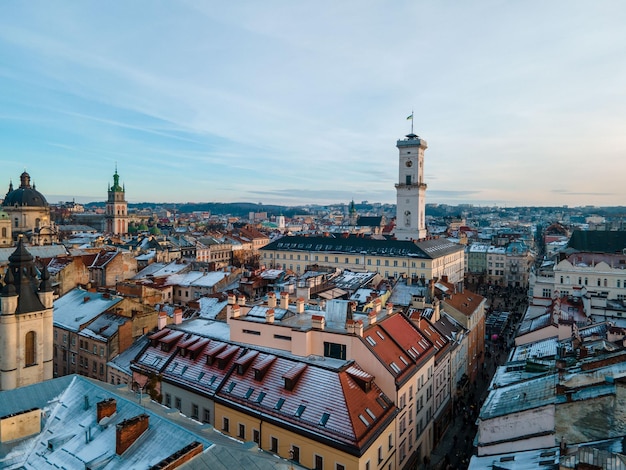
[275, 398, 285, 410]
[366, 336, 377, 346]
[256, 392, 266, 403]
[227, 382, 236, 393]
[245, 387, 254, 399]
[295, 404, 306, 417]
[358, 414, 370, 427]
[319, 412, 330, 426]
[197, 372, 205, 381]
[365, 408, 376, 420]
[399, 356, 409, 366]
[376, 331, 385, 340]
[209, 375, 217, 386]
[390, 362, 401, 374]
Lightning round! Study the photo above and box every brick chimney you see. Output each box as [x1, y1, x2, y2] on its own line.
[231, 304, 241, 318]
[266, 308, 275, 324]
[368, 311, 377, 326]
[373, 298, 382, 313]
[312, 315, 325, 330]
[158, 311, 167, 330]
[96, 398, 117, 423]
[296, 297, 305, 314]
[227, 293, 236, 305]
[353, 319, 364, 337]
[116, 414, 149, 455]
[174, 308, 183, 325]
[267, 292, 277, 308]
[280, 292, 289, 310]
[237, 295, 246, 306]
[386, 303, 394, 316]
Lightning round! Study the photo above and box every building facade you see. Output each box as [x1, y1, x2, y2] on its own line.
[0, 238, 54, 390]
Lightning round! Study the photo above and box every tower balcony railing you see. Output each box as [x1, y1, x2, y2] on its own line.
[395, 182, 427, 190]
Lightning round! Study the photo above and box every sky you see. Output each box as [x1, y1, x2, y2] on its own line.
[1, 1, 625, 207]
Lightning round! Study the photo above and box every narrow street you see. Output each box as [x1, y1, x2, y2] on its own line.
[428, 285, 528, 469]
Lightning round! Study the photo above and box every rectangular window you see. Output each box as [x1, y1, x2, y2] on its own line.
[253, 429, 260, 444]
[203, 408, 210, 423]
[192, 404, 199, 420]
[238, 423, 245, 439]
[336, 465, 345, 470]
[323, 342, 346, 360]
[175, 397, 182, 410]
[314, 455, 323, 470]
[165, 393, 171, 407]
[271, 436, 278, 453]
[291, 445, 300, 463]
[222, 417, 230, 432]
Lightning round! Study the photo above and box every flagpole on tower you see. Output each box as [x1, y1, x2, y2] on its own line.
[407, 110, 414, 134]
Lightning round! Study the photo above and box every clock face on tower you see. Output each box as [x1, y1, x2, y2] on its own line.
[405, 160, 413, 167]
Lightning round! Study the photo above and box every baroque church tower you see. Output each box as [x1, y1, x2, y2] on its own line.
[105, 167, 129, 235]
[394, 132, 428, 241]
[0, 237, 54, 390]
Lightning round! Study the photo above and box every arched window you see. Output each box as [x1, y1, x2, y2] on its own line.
[25, 331, 36, 366]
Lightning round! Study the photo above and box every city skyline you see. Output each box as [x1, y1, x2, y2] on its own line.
[1, 2, 625, 207]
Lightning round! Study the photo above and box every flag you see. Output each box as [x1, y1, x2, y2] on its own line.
[406, 114, 413, 120]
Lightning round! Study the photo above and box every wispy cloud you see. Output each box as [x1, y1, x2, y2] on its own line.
[0, 1, 625, 206]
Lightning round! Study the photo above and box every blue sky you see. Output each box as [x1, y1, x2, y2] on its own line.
[1, 1, 625, 207]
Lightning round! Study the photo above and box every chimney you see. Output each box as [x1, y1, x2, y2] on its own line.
[373, 298, 382, 313]
[432, 299, 441, 322]
[280, 292, 289, 310]
[231, 304, 241, 318]
[158, 311, 167, 330]
[227, 293, 236, 305]
[386, 303, 394, 316]
[97, 398, 117, 423]
[174, 308, 183, 325]
[296, 297, 305, 314]
[312, 315, 325, 330]
[368, 311, 377, 326]
[353, 320, 364, 337]
[266, 308, 275, 324]
[345, 319, 355, 334]
[237, 295, 246, 306]
[267, 292, 277, 308]
[116, 414, 149, 455]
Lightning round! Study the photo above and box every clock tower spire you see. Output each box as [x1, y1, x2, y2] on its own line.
[394, 131, 428, 241]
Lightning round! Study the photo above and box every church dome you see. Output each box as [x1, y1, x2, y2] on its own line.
[2, 172, 49, 208]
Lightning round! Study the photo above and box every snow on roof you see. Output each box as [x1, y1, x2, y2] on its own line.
[0, 244, 67, 263]
[479, 374, 556, 420]
[0, 375, 213, 469]
[53, 289, 123, 331]
[165, 271, 227, 288]
[173, 319, 232, 341]
[197, 296, 228, 320]
[133, 261, 188, 279]
[108, 336, 150, 376]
